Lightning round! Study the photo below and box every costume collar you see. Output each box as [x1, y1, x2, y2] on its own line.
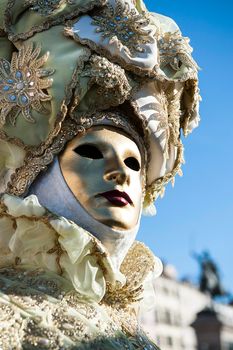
[0, 193, 162, 306]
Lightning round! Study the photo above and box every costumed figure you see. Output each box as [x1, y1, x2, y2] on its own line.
[0, 0, 200, 348]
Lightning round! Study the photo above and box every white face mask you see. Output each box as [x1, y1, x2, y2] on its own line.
[28, 157, 142, 271]
[59, 126, 145, 231]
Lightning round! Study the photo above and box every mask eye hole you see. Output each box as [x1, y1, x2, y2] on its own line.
[124, 157, 141, 171]
[74, 144, 103, 159]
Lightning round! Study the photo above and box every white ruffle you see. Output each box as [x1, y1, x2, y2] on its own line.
[0, 194, 124, 303]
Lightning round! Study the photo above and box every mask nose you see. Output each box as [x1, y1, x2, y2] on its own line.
[104, 158, 130, 186]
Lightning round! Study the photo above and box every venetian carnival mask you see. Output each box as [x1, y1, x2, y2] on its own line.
[59, 126, 145, 230]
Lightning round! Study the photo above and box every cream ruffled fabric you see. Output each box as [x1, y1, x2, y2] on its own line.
[0, 194, 126, 303]
[0, 194, 162, 303]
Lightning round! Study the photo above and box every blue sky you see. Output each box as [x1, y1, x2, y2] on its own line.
[138, 0, 233, 295]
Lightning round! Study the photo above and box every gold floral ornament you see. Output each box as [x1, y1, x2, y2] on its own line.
[91, 0, 153, 55]
[158, 30, 198, 71]
[0, 43, 54, 127]
[26, 0, 68, 16]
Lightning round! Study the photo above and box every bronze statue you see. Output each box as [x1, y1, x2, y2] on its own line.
[193, 251, 225, 298]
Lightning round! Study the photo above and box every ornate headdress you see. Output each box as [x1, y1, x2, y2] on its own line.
[0, 0, 200, 212]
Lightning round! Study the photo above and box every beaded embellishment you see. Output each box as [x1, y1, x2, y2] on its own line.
[81, 55, 131, 105]
[158, 31, 198, 71]
[0, 43, 54, 126]
[91, 0, 153, 55]
[26, 0, 67, 16]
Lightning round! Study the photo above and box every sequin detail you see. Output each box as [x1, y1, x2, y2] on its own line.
[81, 55, 131, 105]
[158, 31, 198, 71]
[91, 0, 153, 55]
[0, 43, 54, 126]
[104, 242, 155, 308]
[0, 266, 160, 349]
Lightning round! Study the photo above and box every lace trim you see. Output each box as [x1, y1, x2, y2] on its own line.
[5, 0, 107, 42]
[181, 79, 201, 137]
[25, 0, 68, 16]
[129, 77, 200, 208]
[150, 83, 183, 159]
[145, 141, 184, 205]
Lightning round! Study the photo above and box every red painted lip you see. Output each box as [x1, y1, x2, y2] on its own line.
[100, 190, 133, 207]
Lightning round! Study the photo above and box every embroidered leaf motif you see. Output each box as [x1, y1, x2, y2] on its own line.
[0, 43, 54, 126]
[91, 0, 153, 55]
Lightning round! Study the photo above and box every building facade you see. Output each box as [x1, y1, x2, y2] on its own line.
[140, 265, 233, 350]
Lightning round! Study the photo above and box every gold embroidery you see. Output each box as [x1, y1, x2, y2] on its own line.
[0, 43, 54, 126]
[158, 31, 198, 71]
[103, 242, 155, 308]
[65, 25, 160, 77]
[23, 319, 61, 349]
[0, 268, 160, 349]
[81, 55, 131, 106]
[91, 0, 153, 55]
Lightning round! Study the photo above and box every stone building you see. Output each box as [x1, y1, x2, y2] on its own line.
[140, 265, 233, 350]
